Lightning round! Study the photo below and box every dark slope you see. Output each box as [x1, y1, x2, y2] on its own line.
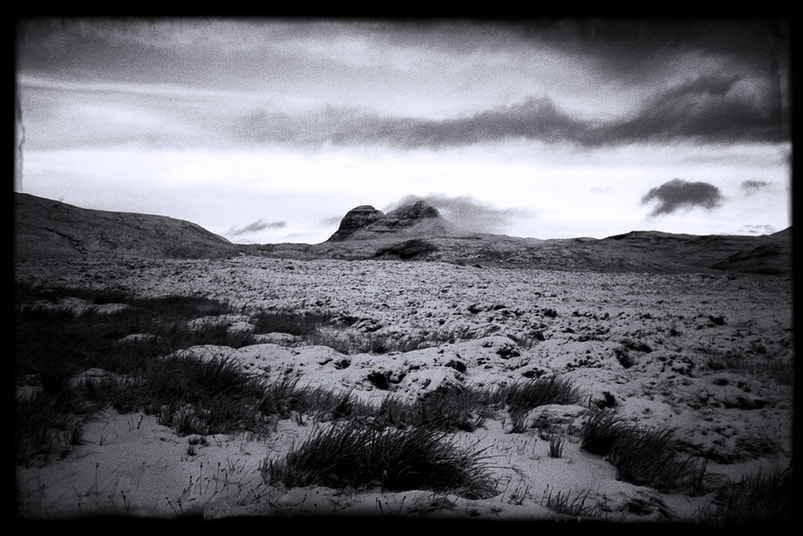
[14, 193, 238, 259]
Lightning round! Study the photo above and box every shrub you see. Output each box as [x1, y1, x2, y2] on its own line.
[262, 420, 497, 499]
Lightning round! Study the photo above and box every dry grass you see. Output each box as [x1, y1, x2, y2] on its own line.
[261, 419, 498, 499]
[696, 466, 793, 525]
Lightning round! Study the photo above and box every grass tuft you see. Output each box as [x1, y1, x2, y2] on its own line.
[540, 487, 599, 518]
[376, 388, 487, 432]
[262, 419, 497, 499]
[696, 466, 792, 525]
[580, 407, 626, 456]
[580, 408, 715, 494]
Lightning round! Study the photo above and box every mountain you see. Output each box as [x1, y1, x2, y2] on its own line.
[14, 193, 239, 259]
[14, 193, 792, 274]
[326, 200, 457, 242]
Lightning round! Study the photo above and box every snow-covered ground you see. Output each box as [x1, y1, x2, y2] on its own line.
[15, 256, 794, 521]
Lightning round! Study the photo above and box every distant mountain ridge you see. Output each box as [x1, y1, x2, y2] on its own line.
[14, 193, 792, 274]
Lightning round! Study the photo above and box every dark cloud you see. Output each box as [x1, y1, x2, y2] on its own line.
[226, 219, 286, 237]
[741, 180, 772, 193]
[587, 74, 788, 146]
[641, 179, 724, 217]
[22, 18, 790, 152]
[235, 69, 786, 149]
[516, 19, 789, 85]
[234, 97, 590, 149]
[385, 194, 535, 234]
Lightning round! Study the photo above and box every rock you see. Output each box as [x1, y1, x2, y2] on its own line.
[496, 341, 521, 359]
[399, 367, 464, 398]
[516, 404, 588, 435]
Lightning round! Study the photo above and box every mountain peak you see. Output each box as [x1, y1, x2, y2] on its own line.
[326, 199, 451, 242]
[327, 205, 385, 242]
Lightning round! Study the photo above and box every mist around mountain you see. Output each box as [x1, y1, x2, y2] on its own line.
[14, 192, 791, 274]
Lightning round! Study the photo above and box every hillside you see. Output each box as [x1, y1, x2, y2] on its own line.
[14, 193, 239, 260]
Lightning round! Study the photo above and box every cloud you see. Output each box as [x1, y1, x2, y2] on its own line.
[226, 219, 286, 237]
[232, 97, 593, 149]
[586, 73, 787, 146]
[739, 224, 776, 235]
[641, 179, 724, 217]
[741, 180, 772, 193]
[233, 71, 787, 150]
[385, 194, 535, 234]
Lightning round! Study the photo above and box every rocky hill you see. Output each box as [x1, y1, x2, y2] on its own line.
[327, 200, 457, 242]
[14, 193, 239, 259]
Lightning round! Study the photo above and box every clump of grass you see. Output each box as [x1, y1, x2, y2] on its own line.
[607, 427, 700, 492]
[301, 387, 376, 421]
[490, 376, 580, 411]
[376, 388, 487, 432]
[262, 419, 497, 499]
[486, 376, 579, 433]
[696, 466, 792, 525]
[15, 388, 91, 466]
[81, 354, 267, 436]
[540, 487, 599, 518]
[548, 434, 565, 458]
[253, 376, 307, 419]
[15, 286, 253, 382]
[580, 408, 713, 494]
[580, 407, 627, 456]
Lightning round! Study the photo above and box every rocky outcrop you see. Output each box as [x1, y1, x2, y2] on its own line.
[326, 200, 453, 242]
[327, 205, 385, 242]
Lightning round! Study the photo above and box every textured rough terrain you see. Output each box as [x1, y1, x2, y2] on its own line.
[15, 255, 793, 521]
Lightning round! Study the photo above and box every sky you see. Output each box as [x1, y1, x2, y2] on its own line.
[14, 17, 792, 244]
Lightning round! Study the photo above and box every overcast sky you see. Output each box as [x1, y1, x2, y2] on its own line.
[15, 17, 792, 243]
